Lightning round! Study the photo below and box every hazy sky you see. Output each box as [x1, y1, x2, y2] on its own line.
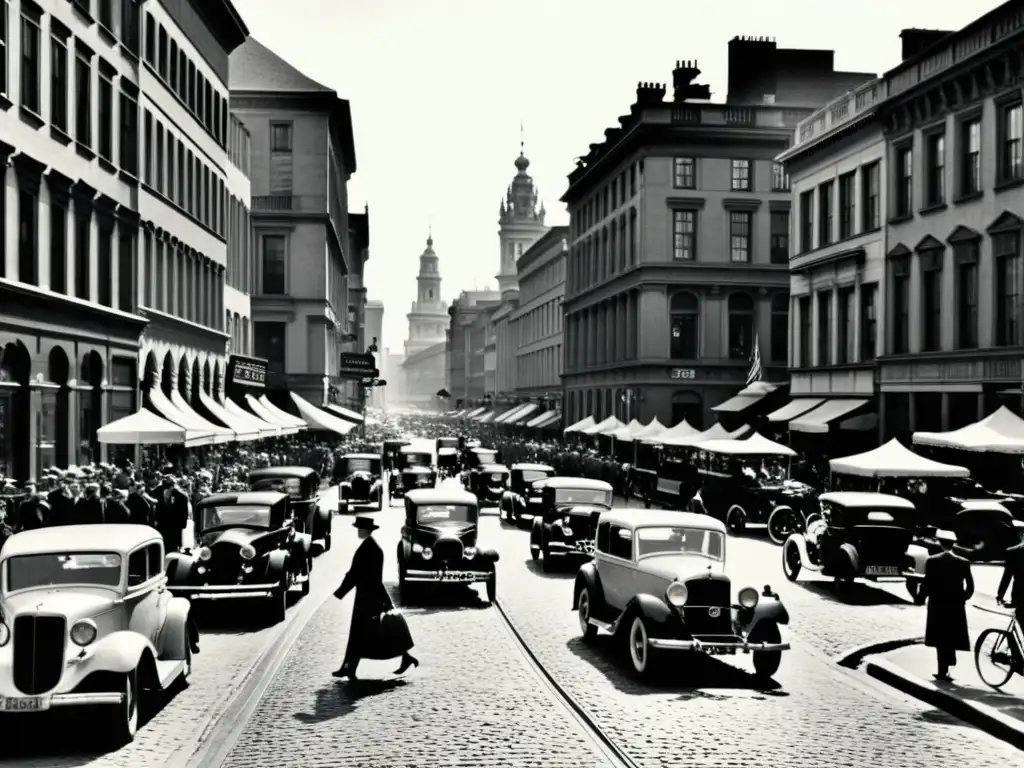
[233, 0, 1002, 349]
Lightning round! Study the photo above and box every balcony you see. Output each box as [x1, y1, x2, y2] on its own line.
[669, 105, 809, 129]
[252, 195, 327, 213]
[793, 80, 883, 147]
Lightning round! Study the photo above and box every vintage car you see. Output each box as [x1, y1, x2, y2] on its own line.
[436, 436, 460, 453]
[437, 447, 460, 478]
[463, 464, 510, 506]
[461, 445, 498, 473]
[390, 446, 435, 499]
[334, 453, 384, 512]
[383, 439, 411, 473]
[781, 492, 929, 601]
[397, 488, 499, 602]
[249, 466, 333, 552]
[0, 525, 192, 744]
[530, 478, 613, 571]
[573, 510, 790, 679]
[499, 463, 556, 524]
[167, 492, 312, 624]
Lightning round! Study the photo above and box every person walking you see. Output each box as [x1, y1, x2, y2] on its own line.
[922, 529, 974, 681]
[332, 516, 418, 680]
[156, 477, 189, 553]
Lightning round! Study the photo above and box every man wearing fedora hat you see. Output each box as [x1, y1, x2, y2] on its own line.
[332, 516, 418, 680]
[922, 529, 974, 681]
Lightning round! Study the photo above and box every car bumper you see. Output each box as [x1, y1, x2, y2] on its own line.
[169, 583, 279, 599]
[547, 539, 595, 555]
[648, 638, 791, 653]
[404, 569, 491, 584]
[1, 691, 126, 712]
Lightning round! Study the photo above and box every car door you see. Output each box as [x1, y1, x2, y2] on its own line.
[597, 524, 635, 612]
[126, 543, 169, 648]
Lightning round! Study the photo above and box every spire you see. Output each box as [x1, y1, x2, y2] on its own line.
[427, 222, 432, 247]
[501, 126, 542, 225]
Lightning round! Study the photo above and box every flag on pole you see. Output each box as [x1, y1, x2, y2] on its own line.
[745, 335, 763, 387]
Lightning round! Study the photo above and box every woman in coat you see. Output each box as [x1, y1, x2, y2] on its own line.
[922, 529, 974, 681]
[333, 516, 418, 680]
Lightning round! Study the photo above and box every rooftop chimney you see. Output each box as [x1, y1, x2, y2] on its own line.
[899, 29, 952, 61]
[672, 60, 712, 102]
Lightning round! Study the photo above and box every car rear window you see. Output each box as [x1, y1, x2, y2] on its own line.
[521, 471, 549, 484]
[251, 477, 302, 497]
[201, 505, 272, 530]
[554, 489, 610, 505]
[345, 458, 373, 473]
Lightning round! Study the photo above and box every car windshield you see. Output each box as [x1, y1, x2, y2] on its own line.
[345, 458, 375, 473]
[474, 451, 497, 462]
[521, 471, 550, 485]
[403, 453, 431, 466]
[636, 526, 724, 561]
[251, 476, 303, 498]
[438, 438, 458, 448]
[554, 489, 611, 506]
[201, 505, 273, 530]
[416, 504, 474, 524]
[6, 552, 122, 592]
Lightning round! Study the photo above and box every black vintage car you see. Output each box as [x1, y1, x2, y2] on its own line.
[397, 488, 499, 602]
[390, 446, 435, 499]
[249, 466, 333, 552]
[529, 477, 613, 572]
[335, 453, 384, 513]
[383, 439, 411, 473]
[167, 491, 311, 624]
[436, 437, 460, 478]
[499, 463, 555, 524]
[463, 464, 510, 506]
[461, 445, 497, 472]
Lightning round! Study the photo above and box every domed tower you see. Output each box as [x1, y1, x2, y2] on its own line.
[497, 135, 549, 294]
[404, 232, 449, 356]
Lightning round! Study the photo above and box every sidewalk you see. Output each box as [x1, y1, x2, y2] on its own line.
[865, 607, 1024, 749]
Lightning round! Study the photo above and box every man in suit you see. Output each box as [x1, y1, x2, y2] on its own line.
[14, 483, 51, 532]
[922, 529, 974, 681]
[996, 527, 1024, 625]
[47, 474, 74, 526]
[156, 477, 189, 553]
[332, 516, 418, 680]
[73, 483, 105, 524]
[104, 488, 132, 524]
[126, 481, 154, 527]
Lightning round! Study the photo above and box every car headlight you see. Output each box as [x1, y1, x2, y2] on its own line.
[0, 623, 9, 647]
[666, 581, 688, 607]
[562, 516, 572, 527]
[422, 547, 433, 560]
[239, 544, 256, 561]
[70, 619, 98, 647]
[197, 546, 213, 561]
[738, 587, 759, 609]
[412, 542, 423, 554]
[463, 547, 478, 559]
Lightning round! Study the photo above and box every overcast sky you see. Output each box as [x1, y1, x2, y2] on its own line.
[233, 0, 1002, 349]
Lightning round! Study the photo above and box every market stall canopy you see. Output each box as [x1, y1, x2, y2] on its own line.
[711, 381, 779, 413]
[325, 404, 364, 423]
[169, 389, 234, 444]
[830, 439, 970, 477]
[526, 409, 555, 428]
[666, 422, 750, 447]
[494, 404, 527, 423]
[634, 417, 667, 440]
[464, 406, 487, 419]
[259, 396, 307, 430]
[535, 411, 561, 429]
[198, 390, 260, 441]
[583, 416, 624, 436]
[289, 392, 356, 435]
[912, 406, 1024, 454]
[505, 403, 540, 425]
[609, 419, 644, 440]
[222, 395, 282, 437]
[564, 416, 596, 434]
[767, 397, 824, 423]
[790, 398, 870, 434]
[641, 418, 698, 445]
[97, 408, 208, 447]
[699, 432, 797, 457]
[146, 388, 215, 446]
[245, 395, 299, 436]
[477, 411, 496, 424]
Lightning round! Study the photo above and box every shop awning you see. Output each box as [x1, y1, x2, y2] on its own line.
[464, 406, 486, 419]
[583, 416, 624, 436]
[505, 403, 539, 425]
[494, 404, 528, 424]
[536, 411, 561, 429]
[290, 392, 357, 435]
[526, 409, 555, 428]
[97, 408, 209, 447]
[245, 395, 300, 436]
[170, 390, 235, 444]
[476, 411, 496, 424]
[325, 403, 364, 423]
[259, 395, 307, 430]
[564, 416, 596, 434]
[198, 390, 260, 441]
[146, 388, 216, 446]
[712, 381, 778, 413]
[790, 398, 870, 434]
[221, 395, 282, 437]
[767, 398, 824, 423]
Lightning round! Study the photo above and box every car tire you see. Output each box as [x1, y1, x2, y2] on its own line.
[750, 622, 783, 678]
[726, 505, 747, 534]
[180, 636, 193, 687]
[541, 540, 555, 573]
[577, 588, 598, 643]
[485, 571, 496, 603]
[627, 615, 657, 677]
[323, 532, 332, 552]
[269, 582, 287, 625]
[300, 557, 311, 597]
[782, 539, 802, 582]
[767, 506, 800, 546]
[108, 667, 140, 746]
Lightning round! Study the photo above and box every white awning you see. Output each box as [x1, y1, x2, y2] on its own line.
[790, 399, 869, 434]
[699, 432, 797, 457]
[198, 390, 260, 441]
[222, 396, 281, 437]
[246, 394, 299, 435]
[146, 388, 215, 446]
[767, 398, 824, 423]
[711, 381, 778, 413]
[583, 416, 624, 436]
[259, 395, 307, 430]
[535, 411, 560, 428]
[477, 411, 496, 424]
[464, 406, 486, 419]
[170, 390, 235, 443]
[526, 409, 555, 428]
[289, 392, 356, 435]
[505, 403, 539, 425]
[564, 416, 595, 433]
[325, 403, 364, 423]
[97, 408, 207, 447]
[830, 439, 969, 478]
[494, 404, 528, 423]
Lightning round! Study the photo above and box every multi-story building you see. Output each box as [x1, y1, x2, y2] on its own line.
[225, 111, 254, 357]
[343, 205, 370, 408]
[561, 39, 875, 430]
[446, 290, 499, 407]
[402, 233, 448, 406]
[364, 299, 384, 406]
[0, 0, 249, 480]
[491, 298, 517, 399]
[229, 37, 358, 407]
[381, 347, 405, 405]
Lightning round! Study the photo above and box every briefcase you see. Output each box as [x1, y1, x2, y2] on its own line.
[362, 609, 414, 660]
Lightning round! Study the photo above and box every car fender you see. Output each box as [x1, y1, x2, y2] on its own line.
[477, 547, 500, 563]
[573, 561, 602, 610]
[85, 630, 158, 676]
[784, 532, 811, 566]
[157, 596, 192, 661]
[530, 516, 543, 544]
[839, 542, 861, 575]
[743, 598, 790, 635]
[265, 549, 289, 580]
[294, 531, 313, 554]
[312, 507, 331, 535]
[618, 593, 677, 636]
[165, 554, 198, 585]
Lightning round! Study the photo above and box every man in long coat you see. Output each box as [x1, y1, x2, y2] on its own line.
[73, 483, 105, 524]
[15, 484, 51, 532]
[922, 529, 974, 681]
[332, 516, 417, 680]
[156, 478, 189, 553]
[47, 476, 74, 526]
[126, 481, 154, 527]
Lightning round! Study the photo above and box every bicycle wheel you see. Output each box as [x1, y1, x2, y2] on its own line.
[974, 628, 1018, 690]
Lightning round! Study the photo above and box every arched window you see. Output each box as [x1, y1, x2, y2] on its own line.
[770, 293, 789, 363]
[670, 292, 699, 359]
[728, 292, 754, 359]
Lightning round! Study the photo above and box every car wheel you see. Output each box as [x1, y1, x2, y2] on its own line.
[627, 616, 656, 677]
[300, 557, 311, 597]
[181, 636, 193, 684]
[376, 494, 383, 511]
[485, 572, 496, 603]
[541, 541, 555, 572]
[726, 505, 747, 534]
[750, 622, 783, 679]
[767, 506, 800, 545]
[323, 531, 332, 552]
[577, 588, 598, 642]
[269, 582, 287, 625]
[108, 667, 140, 746]
[906, 579, 927, 605]
[782, 539, 802, 582]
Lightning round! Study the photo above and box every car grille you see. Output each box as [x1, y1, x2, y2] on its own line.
[352, 478, 369, 497]
[13, 615, 66, 695]
[682, 577, 733, 637]
[433, 537, 464, 564]
[211, 543, 244, 575]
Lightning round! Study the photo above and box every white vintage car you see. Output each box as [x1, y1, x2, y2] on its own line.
[0, 525, 193, 744]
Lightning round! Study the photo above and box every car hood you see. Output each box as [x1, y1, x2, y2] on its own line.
[199, 527, 269, 548]
[346, 471, 377, 480]
[415, 521, 475, 538]
[3, 588, 118, 622]
[639, 554, 725, 582]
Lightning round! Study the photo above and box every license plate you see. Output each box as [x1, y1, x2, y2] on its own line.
[438, 571, 475, 581]
[574, 540, 596, 554]
[865, 565, 900, 576]
[1, 696, 50, 712]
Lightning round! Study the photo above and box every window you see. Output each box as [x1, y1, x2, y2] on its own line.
[672, 210, 695, 260]
[121, 0, 140, 56]
[669, 292, 698, 359]
[673, 157, 694, 189]
[860, 284, 877, 361]
[142, 110, 152, 183]
[955, 242, 979, 349]
[771, 162, 789, 191]
[961, 118, 981, 197]
[253, 322, 286, 374]
[838, 172, 855, 239]
[155, 125, 164, 192]
[607, 525, 632, 559]
[891, 258, 910, 354]
[727, 293, 753, 359]
[50, 202, 66, 294]
[97, 224, 112, 307]
[98, 0, 113, 29]
[0, 0, 8, 98]
[50, 33, 68, 132]
[98, 66, 113, 161]
[75, 47, 92, 146]
[118, 228, 134, 311]
[798, 295, 811, 366]
[837, 287, 854, 364]
[770, 211, 789, 264]
[17, 189, 37, 285]
[730, 159, 751, 191]
[925, 133, 945, 207]
[271, 123, 292, 152]
[157, 24, 167, 79]
[261, 235, 286, 294]
[74, 205, 91, 299]
[895, 147, 912, 217]
[1001, 102, 1023, 183]
[819, 181, 833, 246]
[20, 9, 40, 114]
[994, 232, 1021, 347]
[862, 162, 880, 230]
[920, 251, 943, 351]
[770, 293, 788, 363]
[144, 13, 155, 65]
[816, 291, 831, 366]
[799, 190, 813, 252]
[729, 211, 751, 262]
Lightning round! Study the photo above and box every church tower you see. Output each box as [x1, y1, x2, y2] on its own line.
[497, 134, 549, 294]
[404, 233, 448, 357]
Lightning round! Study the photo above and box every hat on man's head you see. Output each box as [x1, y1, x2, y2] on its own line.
[352, 516, 379, 531]
[936, 529, 958, 544]
[161, 477, 174, 488]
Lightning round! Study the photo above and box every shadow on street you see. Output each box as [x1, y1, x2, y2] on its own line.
[293, 678, 409, 724]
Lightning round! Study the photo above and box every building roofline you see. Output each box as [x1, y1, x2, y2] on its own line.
[517, 225, 569, 272]
[195, 0, 250, 54]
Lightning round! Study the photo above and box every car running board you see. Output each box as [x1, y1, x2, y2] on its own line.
[155, 659, 187, 689]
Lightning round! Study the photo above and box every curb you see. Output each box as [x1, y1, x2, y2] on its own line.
[866, 659, 1024, 751]
[834, 636, 923, 669]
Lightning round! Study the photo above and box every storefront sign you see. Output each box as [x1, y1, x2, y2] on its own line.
[339, 352, 379, 380]
[670, 368, 696, 380]
[228, 356, 267, 388]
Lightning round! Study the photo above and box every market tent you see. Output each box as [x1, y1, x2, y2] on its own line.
[494, 404, 528, 423]
[832, 439, 971, 477]
[583, 416, 624, 436]
[325, 404, 364, 423]
[634, 417, 667, 440]
[609, 419, 644, 440]
[477, 411, 496, 424]
[198, 390, 260, 441]
[564, 416, 596, 434]
[535, 411, 561, 429]
[642, 419, 699, 444]
[97, 408, 209, 447]
[246, 395, 300, 436]
[259, 395, 307, 430]
[912, 406, 1024, 454]
[667, 422, 749, 446]
[145, 388, 215, 446]
[464, 406, 487, 419]
[700, 432, 797, 457]
[289, 392, 357, 435]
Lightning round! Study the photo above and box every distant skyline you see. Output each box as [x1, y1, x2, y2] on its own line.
[233, 0, 1002, 349]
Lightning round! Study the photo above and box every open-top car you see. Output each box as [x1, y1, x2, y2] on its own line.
[463, 464, 510, 506]
[383, 439, 411, 473]
[334, 453, 384, 513]
[499, 463, 555, 524]
[0, 525, 193, 744]
[530, 477, 613, 571]
[390, 446, 435, 500]
[397, 488, 499, 602]
[167, 492, 312, 624]
[249, 466, 333, 552]
[781, 491, 929, 601]
[574, 510, 791, 679]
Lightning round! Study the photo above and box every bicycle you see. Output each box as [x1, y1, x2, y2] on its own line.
[973, 601, 1024, 690]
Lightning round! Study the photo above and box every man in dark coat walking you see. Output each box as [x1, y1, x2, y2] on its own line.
[73, 483, 106, 524]
[996, 528, 1024, 624]
[15, 484, 51, 532]
[923, 529, 974, 681]
[104, 489, 132, 524]
[47, 476, 74, 526]
[332, 516, 417, 680]
[126, 481, 154, 527]
[156, 477, 189, 553]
